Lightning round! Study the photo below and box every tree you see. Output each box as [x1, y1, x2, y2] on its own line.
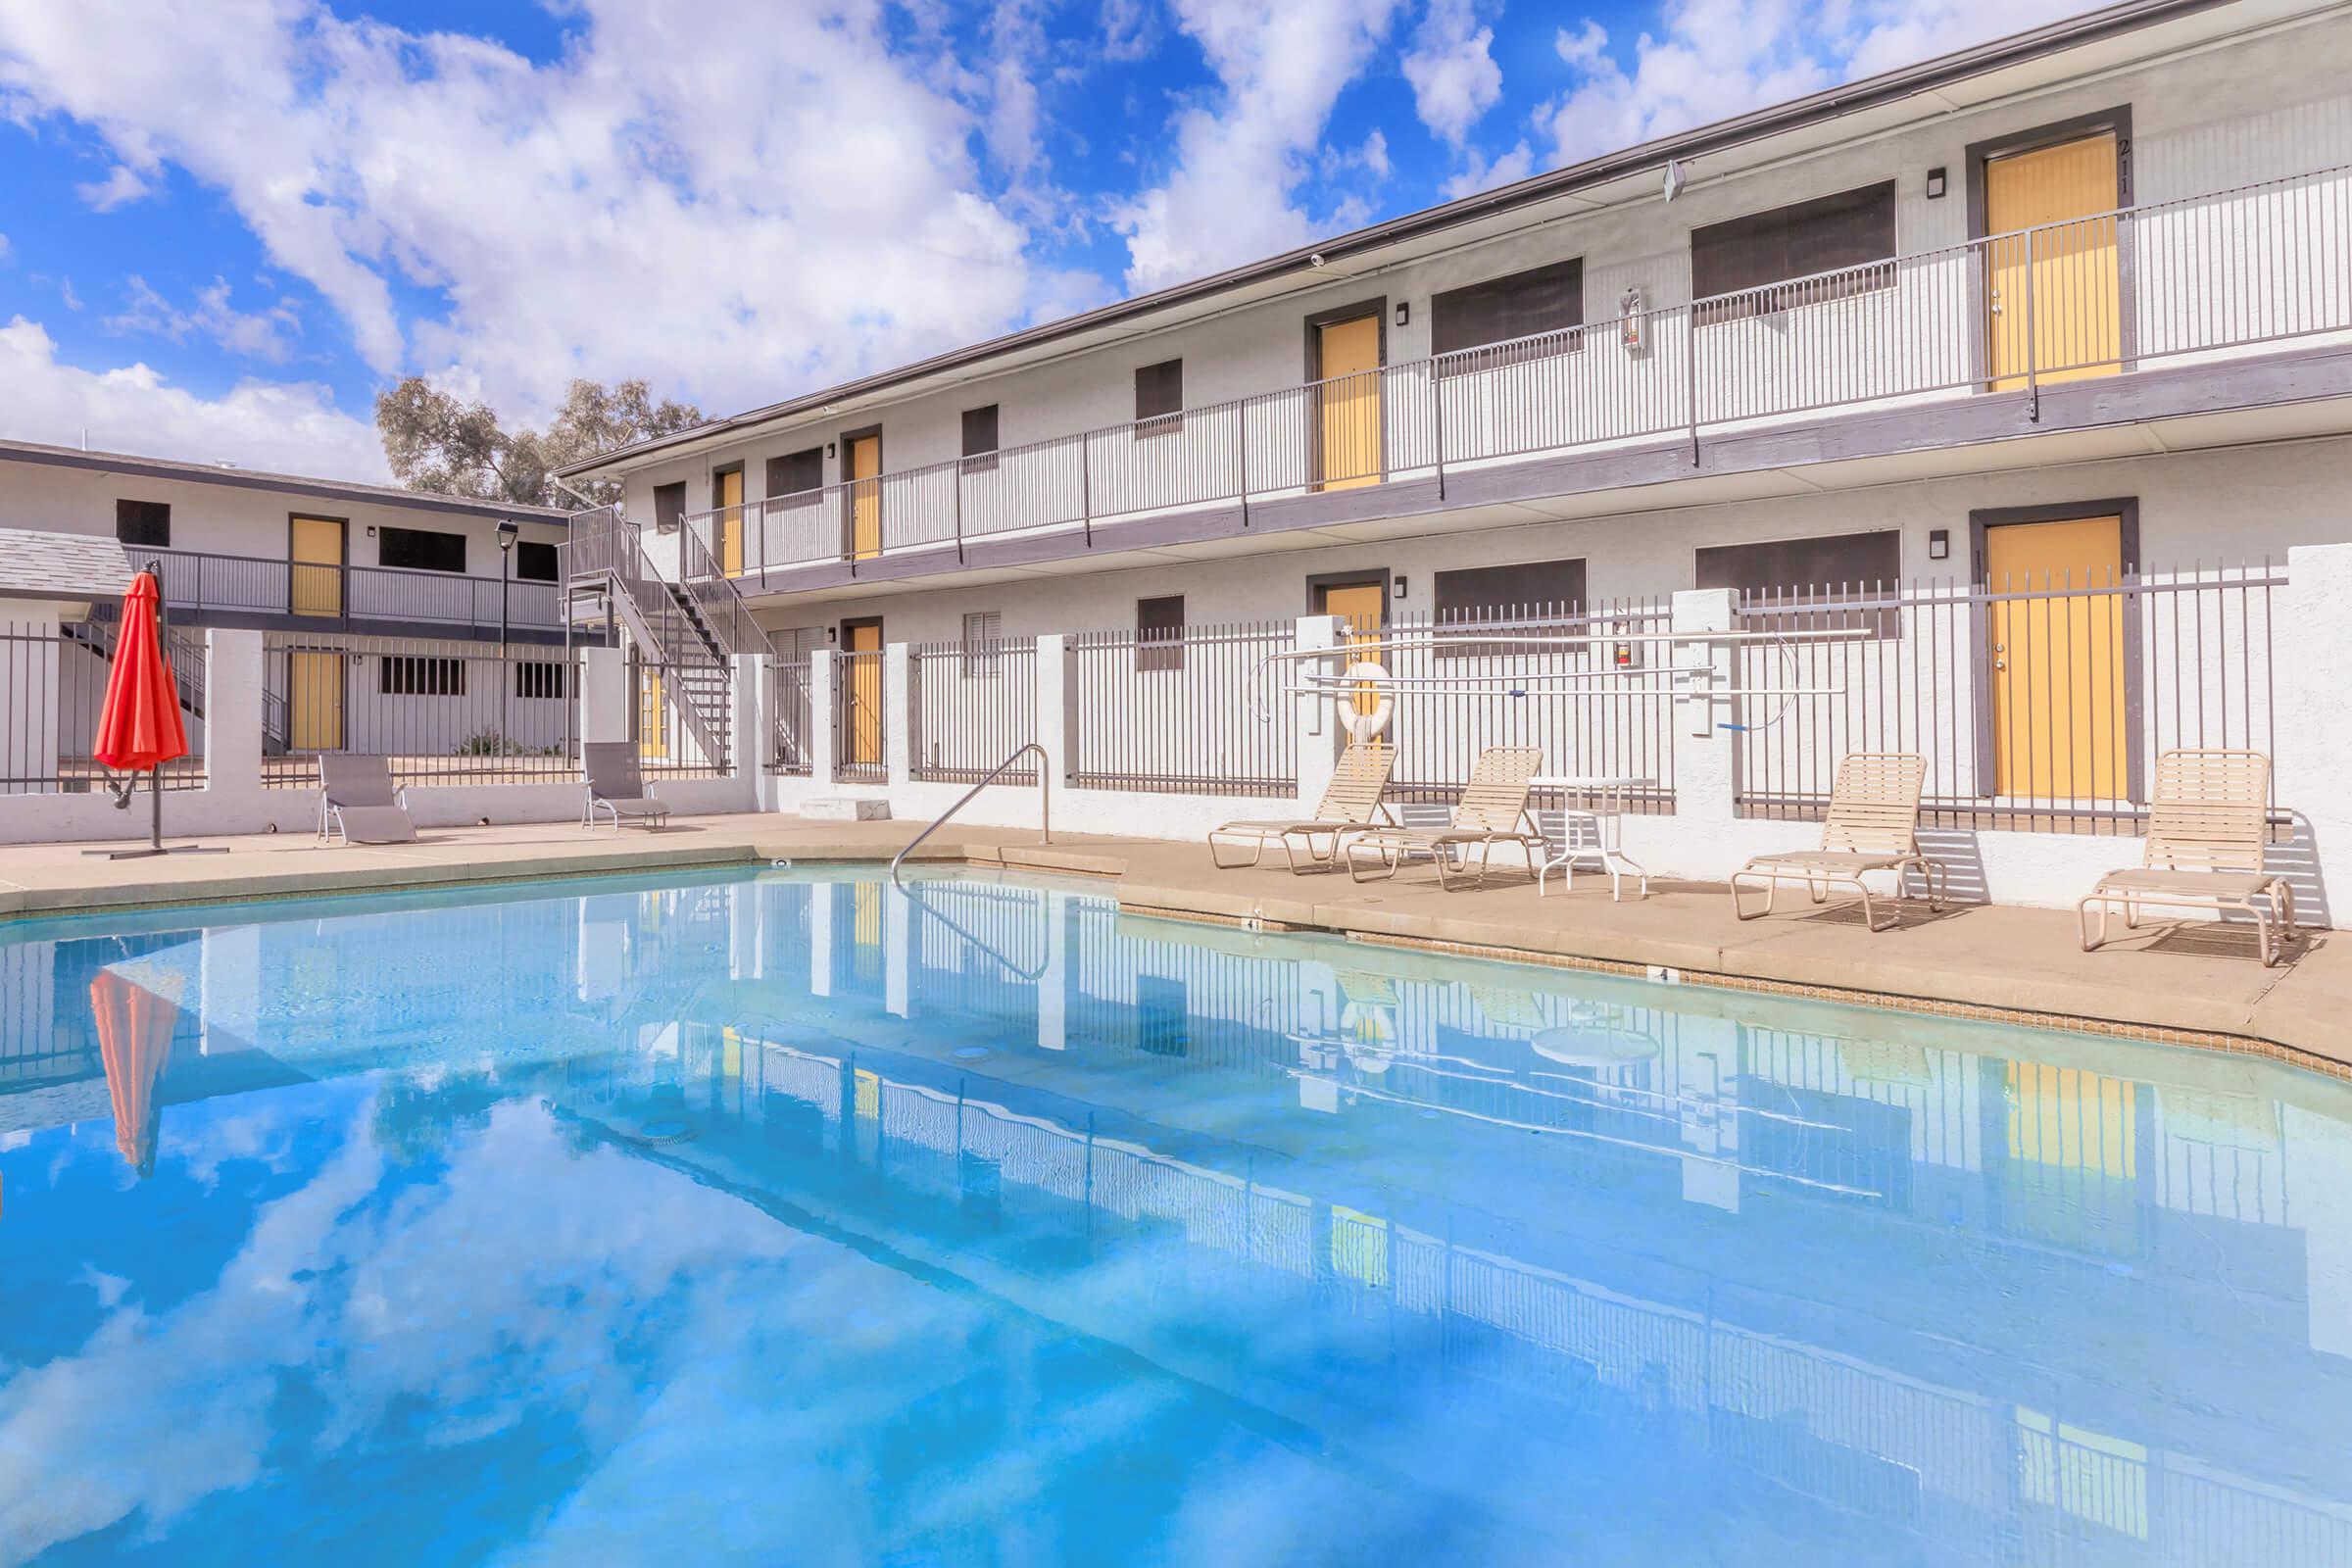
[374, 376, 703, 509]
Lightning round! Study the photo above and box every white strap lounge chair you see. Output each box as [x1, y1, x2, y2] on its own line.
[1342, 745, 1546, 889]
[1207, 742, 1396, 872]
[2080, 749, 2295, 966]
[1731, 752, 1945, 932]
[317, 754, 417, 846]
[583, 741, 672, 831]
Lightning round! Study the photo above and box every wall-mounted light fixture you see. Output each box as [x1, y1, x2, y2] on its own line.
[1395, 301, 1409, 327]
[1395, 575, 1409, 600]
[1926, 167, 1948, 200]
[825, 441, 837, 460]
[1929, 528, 1950, 561]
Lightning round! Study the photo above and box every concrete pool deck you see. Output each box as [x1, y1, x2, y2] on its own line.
[1, 808, 2343, 1071]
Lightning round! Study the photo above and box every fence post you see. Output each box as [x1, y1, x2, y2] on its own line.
[1036, 632, 1072, 787]
[1670, 588, 1740, 825]
[1293, 613, 1348, 811]
[2277, 545, 2352, 925]
[808, 648, 838, 788]
[206, 629, 265, 800]
[578, 645, 631, 745]
[883, 640, 911, 793]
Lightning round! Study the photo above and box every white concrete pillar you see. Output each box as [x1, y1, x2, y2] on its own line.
[1038, 889, 1070, 1050]
[730, 652, 761, 805]
[883, 641, 911, 792]
[205, 629, 265, 798]
[1293, 613, 1348, 810]
[580, 646, 632, 745]
[1670, 588, 1740, 825]
[2277, 544, 2352, 924]
[751, 656, 780, 811]
[1037, 633, 1072, 785]
[884, 882, 910, 1018]
[808, 648, 838, 787]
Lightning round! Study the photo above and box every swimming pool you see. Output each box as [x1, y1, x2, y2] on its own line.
[4, 866, 2350, 1564]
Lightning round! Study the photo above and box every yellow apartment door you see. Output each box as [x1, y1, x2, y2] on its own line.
[844, 620, 883, 764]
[714, 468, 744, 576]
[846, 435, 882, 560]
[1315, 315, 1383, 491]
[290, 515, 344, 617]
[1315, 580, 1388, 741]
[639, 667, 668, 759]
[287, 650, 344, 752]
[1987, 514, 2127, 800]
[1986, 133, 2120, 389]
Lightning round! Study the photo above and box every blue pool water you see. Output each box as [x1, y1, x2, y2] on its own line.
[5, 867, 2352, 1565]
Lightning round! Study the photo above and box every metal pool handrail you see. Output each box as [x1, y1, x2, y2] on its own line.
[890, 741, 1052, 886]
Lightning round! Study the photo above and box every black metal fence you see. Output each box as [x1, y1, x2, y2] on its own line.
[833, 648, 888, 783]
[1378, 600, 1677, 814]
[1068, 618, 1298, 796]
[910, 636, 1038, 782]
[260, 632, 579, 789]
[1, 615, 207, 795]
[1734, 564, 2280, 833]
[766, 658, 813, 776]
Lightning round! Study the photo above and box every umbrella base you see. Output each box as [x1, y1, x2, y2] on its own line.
[82, 845, 231, 860]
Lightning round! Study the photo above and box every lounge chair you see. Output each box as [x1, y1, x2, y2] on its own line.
[1207, 742, 1396, 871]
[316, 755, 418, 846]
[2079, 749, 2295, 965]
[582, 741, 672, 831]
[1731, 752, 1945, 932]
[1341, 745, 1545, 888]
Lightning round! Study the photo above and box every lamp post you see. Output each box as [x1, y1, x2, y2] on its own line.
[496, 519, 518, 764]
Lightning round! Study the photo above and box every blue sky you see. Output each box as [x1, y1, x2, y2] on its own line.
[0, 0, 2080, 480]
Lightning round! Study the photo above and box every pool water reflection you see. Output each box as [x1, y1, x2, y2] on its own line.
[4, 867, 2352, 1564]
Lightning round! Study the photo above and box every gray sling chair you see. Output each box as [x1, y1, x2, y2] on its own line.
[582, 741, 673, 831]
[317, 754, 419, 845]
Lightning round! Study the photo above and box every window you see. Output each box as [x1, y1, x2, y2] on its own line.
[1135, 359, 1184, 432]
[1432, 259, 1584, 370]
[514, 660, 568, 700]
[1433, 559, 1588, 659]
[1696, 529, 1901, 634]
[514, 540, 559, 582]
[961, 610, 1003, 675]
[961, 405, 1001, 472]
[378, 525, 467, 574]
[1137, 594, 1184, 671]
[380, 655, 466, 696]
[654, 481, 686, 532]
[765, 448, 823, 497]
[1691, 182, 1897, 324]
[115, 499, 171, 548]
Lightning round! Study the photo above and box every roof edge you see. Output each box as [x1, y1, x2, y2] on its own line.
[0, 440, 574, 522]
[562, 0, 2232, 479]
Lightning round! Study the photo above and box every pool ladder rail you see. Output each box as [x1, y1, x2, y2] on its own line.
[890, 741, 1053, 887]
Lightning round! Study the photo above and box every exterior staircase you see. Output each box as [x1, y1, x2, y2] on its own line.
[561, 506, 775, 765]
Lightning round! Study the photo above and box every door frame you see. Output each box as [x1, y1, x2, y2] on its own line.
[285, 512, 348, 620]
[1967, 498, 2142, 804]
[1965, 107, 2135, 387]
[838, 425, 884, 564]
[838, 614, 885, 765]
[1305, 568, 1392, 624]
[710, 461, 745, 575]
[1303, 297, 1388, 491]
[285, 645, 346, 752]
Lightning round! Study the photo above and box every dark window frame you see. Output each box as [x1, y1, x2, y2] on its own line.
[1691, 182, 1898, 326]
[376, 524, 469, 575]
[379, 654, 466, 697]
[514, 660, 569, 700]
[1134, 359, 1184, 438]
[653, 481, 687, 533]
[1696, 529, 1903, 637]
[1431, 260, 1585, 374]
[960, 404, 1002, 473]
[1136, 594, 1185, 672]
[1432, 559, 1589, 659]
[114, 498, 172, 549]
[765, 447, 825, 500]
[514, 539, 559, 582]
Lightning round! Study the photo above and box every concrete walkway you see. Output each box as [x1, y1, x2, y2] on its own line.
[2, 809, 2343, 1071]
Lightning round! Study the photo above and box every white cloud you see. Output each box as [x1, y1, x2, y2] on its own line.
[74, 161, 150, 210]
[0, 315, 386, 478]
[1402, 0, 1502, 148]
[1442, 139, 1534, 199]
[0, 0, 1086, 424]
[103, 274, 303, 363]
[1537, 0, 2089, 167]
[1107, 0, 1405, 292]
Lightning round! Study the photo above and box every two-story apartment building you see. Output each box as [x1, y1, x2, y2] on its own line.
[0, 439, 574, 783]
[560, 0, 2352, 831]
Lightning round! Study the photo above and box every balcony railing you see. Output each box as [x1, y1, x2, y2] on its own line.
[676, 162, 2352, 580]
[128, 547, 564, 637]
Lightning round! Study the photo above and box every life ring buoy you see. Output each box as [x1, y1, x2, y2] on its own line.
[1336, 660, 1393, 741]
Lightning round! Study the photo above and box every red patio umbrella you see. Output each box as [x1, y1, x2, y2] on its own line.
[90, 968, 180, 1178]
[87, 569, 220, 860]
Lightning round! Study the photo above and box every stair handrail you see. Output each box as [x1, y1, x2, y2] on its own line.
[891, 741, 1051, 885]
